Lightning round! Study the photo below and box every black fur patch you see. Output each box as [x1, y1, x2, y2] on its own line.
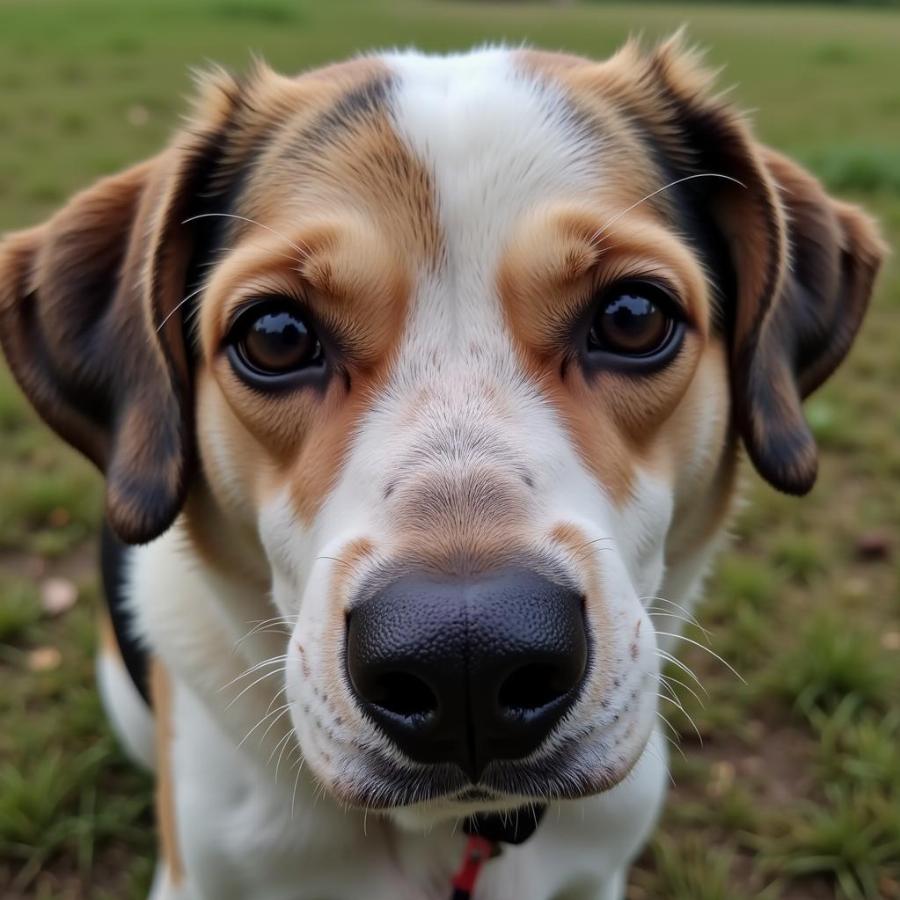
[101, 523, 148, 704]
[290, 75, 394, 156]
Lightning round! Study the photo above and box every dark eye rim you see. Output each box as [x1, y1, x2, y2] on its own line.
[578, 278, 688, 375]
[224, 295, 331, 392]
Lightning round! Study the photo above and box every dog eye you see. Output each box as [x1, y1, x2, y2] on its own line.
[228, 299, 323, 379]
[587, 281, 680, 360]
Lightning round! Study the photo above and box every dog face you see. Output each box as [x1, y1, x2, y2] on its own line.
[0, 40, 884, 820]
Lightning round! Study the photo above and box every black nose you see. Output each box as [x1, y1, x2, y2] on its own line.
[345, 567, 588, 782]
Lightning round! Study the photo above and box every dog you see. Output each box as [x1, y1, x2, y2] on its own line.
[0, 36, 885, 900]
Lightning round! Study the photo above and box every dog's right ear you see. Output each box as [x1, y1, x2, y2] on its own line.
[627, 35, 886, 495]
[0, 69, 245, 544]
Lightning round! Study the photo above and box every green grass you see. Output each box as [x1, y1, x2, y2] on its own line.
[814, 699, 900, 793]
[0, 1, 898, 898]
[762, 788, 900, 900]
[767, 612, 894, 716]
[0, 578, 154, 897]
[635, 837, 772, 900]
[0, 580, 41, 645]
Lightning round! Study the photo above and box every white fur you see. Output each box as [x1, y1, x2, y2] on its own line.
[97, 649, 156, 771]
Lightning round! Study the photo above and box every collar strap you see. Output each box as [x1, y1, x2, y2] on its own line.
[463, 805, 546, 844]
[450, 805, 547, 899]
[451, 835, 497, 900]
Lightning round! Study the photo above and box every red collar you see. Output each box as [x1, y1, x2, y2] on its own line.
[451, 834, 498, 900]
[449, 805, 546, 899]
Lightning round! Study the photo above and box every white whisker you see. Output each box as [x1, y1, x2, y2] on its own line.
[238, 703, 291, 749]
[646, 609, 712, 642]
[236, 613, 298, 644]
[657, 693, 703, 747]
[225, 665, 287, 710]
[219, 655, 288, 692]
[271, 730, 295, 780]
[590, 173, 746, 245]
[641, 595, 705, 628]
[260, 704, 292, 746]
[656, 712, 687, 761]
[659, 672, 706, 710]
[155, 284, 206, 334]
[182, 212, 310, 259]
[656, 632, 745, 684]
[656, 649, 709, 696]
[154, 236, 308, 333]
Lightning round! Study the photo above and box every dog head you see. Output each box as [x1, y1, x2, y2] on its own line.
[0, 38, 884, 820]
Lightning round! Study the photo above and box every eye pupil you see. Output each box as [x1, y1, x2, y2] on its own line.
[232, 301, 323, 378]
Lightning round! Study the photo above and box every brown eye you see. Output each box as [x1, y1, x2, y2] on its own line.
[228, 299, 323, 382]
[587, 282, 678, 359]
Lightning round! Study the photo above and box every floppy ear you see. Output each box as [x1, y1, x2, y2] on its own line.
[0, 71, 244, 543]
[733, 149, 886, 493]
[639, 37, 887, 494]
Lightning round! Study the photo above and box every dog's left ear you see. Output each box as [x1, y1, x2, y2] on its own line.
[0, 69, 245, 543]
[635, 37, 888, 494]
[732, 148, 887, 493]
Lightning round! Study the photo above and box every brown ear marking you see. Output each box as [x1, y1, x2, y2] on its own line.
[0, 68, 247, 543]
[634, 35, 887, 494]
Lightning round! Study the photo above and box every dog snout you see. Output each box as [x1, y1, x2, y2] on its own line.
[345, 567, 588, 782]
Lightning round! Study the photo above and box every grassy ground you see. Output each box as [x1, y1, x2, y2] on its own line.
[0, 1, 898, 897]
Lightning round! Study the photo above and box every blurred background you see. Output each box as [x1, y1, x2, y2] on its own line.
[0, 2, 898, 898]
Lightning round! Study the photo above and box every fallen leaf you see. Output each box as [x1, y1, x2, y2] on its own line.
[40, 577, 78, 617]
[708, 760, 736, 797]
[47, 506, 71, 528]
[25, 556, 47, 579]
[842, 575, 870, 598]
[28, 646, 62, 672]
[855, 531, 891, 561]
[882, 632, 900, 651]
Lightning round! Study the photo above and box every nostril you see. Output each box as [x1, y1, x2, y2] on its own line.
[369, 671, 439, 721]
[497, 663, 574, 716]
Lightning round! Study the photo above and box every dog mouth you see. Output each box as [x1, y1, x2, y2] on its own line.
[328, 733, 632, 811]
[454, 787, 498, 803]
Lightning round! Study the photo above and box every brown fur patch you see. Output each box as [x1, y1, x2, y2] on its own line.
[320, 538, 378, 723]
[150, 660, 184, 886]
[98, 608, 120, 658]
[547, 522, 602, 592]
[545, 522, 616, 705]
